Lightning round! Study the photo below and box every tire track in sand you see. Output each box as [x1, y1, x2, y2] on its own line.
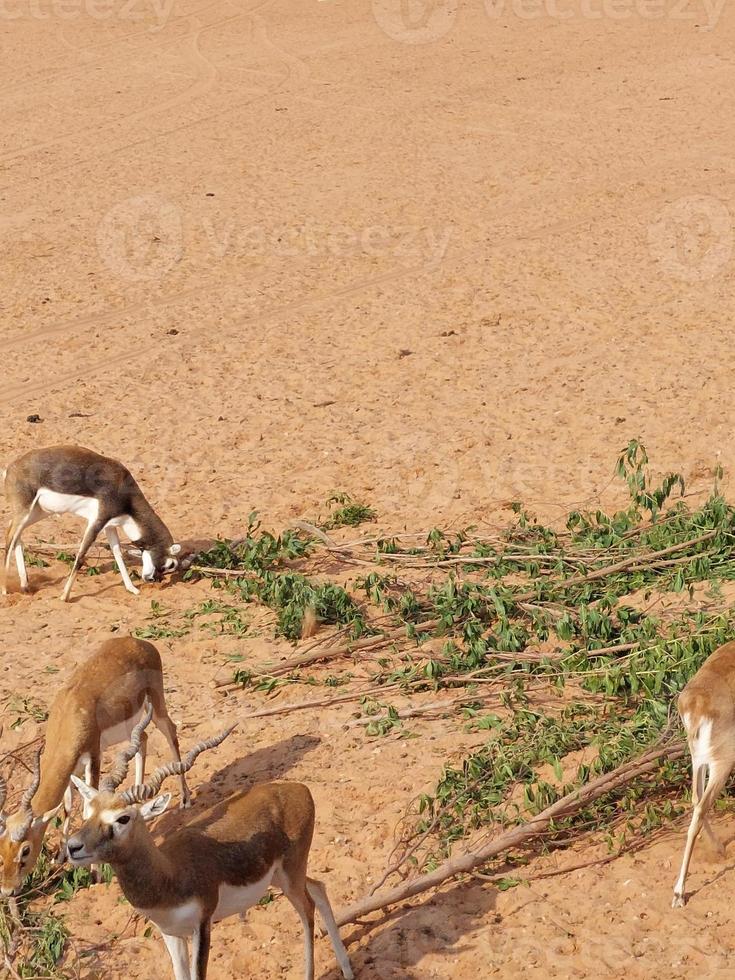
[0, 11, 226, 172]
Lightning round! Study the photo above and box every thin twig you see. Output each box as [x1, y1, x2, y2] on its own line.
[217, 619, 440, 691]
[217, 685, 395, 716]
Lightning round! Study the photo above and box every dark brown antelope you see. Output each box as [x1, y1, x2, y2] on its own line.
[66, 716, 354, 980]
[0, 636, 189, 897]
[3, 445, 182, 600]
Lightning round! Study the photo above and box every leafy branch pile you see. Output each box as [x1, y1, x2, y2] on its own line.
[188, 442, 735, 896]
[0, 842, 111, 978]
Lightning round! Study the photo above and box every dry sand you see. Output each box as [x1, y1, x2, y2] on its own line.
[4, 0, 735, 976]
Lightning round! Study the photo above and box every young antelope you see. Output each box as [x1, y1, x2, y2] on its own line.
[0, 636, 189, 896]
[673, 640, 735, 907]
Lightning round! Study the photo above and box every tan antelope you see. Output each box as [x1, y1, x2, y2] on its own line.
[3, 445, 182, 601]
[0, 636, 189, 897]
[672, 640, 735, 907]
[66, 716, 355, 980]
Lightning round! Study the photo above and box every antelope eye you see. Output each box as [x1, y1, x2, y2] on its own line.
[20, 844, 31, 860]
[116, 815, 131, 826]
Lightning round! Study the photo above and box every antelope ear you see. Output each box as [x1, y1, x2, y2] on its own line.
[38, 801, 64, 826]
[169, 544, 182, 556]
[70, 775, 98, 804]
[140, 794, 172, 822]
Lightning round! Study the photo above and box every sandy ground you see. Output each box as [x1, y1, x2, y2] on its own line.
[4, 0, 735, 976]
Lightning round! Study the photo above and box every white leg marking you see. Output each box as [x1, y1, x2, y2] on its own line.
[14, 544, 28, 591]
[105, 525, 140, 595]
[60, 560, 81, 603]
[161, 932, 191, 980]
[61, 519, 97, 602]
[4, 499, 43, 594]
[273, 868, 315, 980]
[135, 732, 148, 786]
[3, 525, 14, 594]
[190, 923, 210, 980]
[300, 905, 315, 980]
[673, 751, 734, 907]
[307, 878, 354, 979]
[191, 927, 200, 980]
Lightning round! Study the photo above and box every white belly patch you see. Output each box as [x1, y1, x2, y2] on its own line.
[37, 490, 100, 523]
[139, 870, 274, 938]
[35, 490, 141, 540]
[213, 871, 274, 922]
[99, 705, 146, 751]
[142, 899, 202, 937]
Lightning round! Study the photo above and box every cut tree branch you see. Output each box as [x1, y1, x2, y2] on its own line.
[215, 619, 440, 691]
[336, 737, 685, 926]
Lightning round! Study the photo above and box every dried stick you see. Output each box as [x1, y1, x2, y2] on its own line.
[511, 531, 716, 602]
[186, 565, 259, 580]
[214, 635, 389, 691]
[216, 685, 395, 716]
[2, 953, 22, 980]
[217, 619, 441, 691]
[261, 619, 440, 676]
[348, 697, 473, 728]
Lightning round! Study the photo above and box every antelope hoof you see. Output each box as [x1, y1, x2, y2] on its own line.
[126, 584, 140, 596]
[180, 796, 192, 810]
[672, 892, 686, 909]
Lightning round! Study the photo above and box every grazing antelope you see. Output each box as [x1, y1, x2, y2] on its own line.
[66, 717, 355, 980]
[0, 636, 189, 897]
[672, 640, 735, 907]
[3, 445, 182, 601]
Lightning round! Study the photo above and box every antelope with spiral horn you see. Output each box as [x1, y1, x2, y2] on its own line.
[0, 637, 189, 897]
[66, 714, 354, 980]
[0, 750, 49, 897]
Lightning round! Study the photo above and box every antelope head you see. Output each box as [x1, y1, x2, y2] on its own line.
[67, 713, 235, 867]
[0, 751, 63, 897]
[130, 542, 183, 583]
